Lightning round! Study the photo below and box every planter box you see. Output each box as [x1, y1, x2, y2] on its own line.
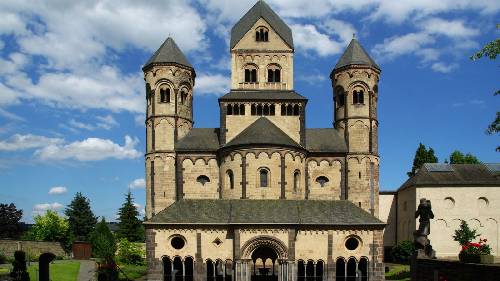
[459, 253, 494, 264]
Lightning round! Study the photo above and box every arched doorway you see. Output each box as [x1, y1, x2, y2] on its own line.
[251, 246, 278, 281]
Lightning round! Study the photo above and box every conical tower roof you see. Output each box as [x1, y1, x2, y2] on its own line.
[333, 38, 379, 72]
[230, 0, 293, 49]
[143, 37, 193, 70]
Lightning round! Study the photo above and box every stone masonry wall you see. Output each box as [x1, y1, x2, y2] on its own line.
[0, 240, 66, 258]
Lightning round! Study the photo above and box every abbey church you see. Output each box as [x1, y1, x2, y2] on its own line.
[143, 1, 385, 280]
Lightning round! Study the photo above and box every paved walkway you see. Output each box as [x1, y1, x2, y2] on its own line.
[77, 260, 96, 281]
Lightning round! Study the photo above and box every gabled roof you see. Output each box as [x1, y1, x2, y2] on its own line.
[333, 38, 379, 72]
[219, 90, 307, 101]
[230, 1, 293, 49]
[224, 117, 301, 149]
[306, 129, 347, 153]
[145, 199, 385, 226]
[175, 128, 220, 152]
[143, 37, 193, 71]
[399, 163, 500, 190]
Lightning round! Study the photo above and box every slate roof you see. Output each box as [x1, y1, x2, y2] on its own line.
[399, 163, 500, 190]
[306, 129, 347, 153]
[175, 128, 220, 152]
[333, 38, 379, 72]
[219, 90, 307, 101]
[224, 118, 301, 149]
[145, 199, 385, 226]
[230, 1, 293, 49]
[143, 37, 193, 70]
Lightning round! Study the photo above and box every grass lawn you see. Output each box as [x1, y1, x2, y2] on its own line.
[28, 260, 80, 281]
[385, 264, 410, 281]
[118, 263, 147, 280]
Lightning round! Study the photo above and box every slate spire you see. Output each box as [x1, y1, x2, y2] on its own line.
[143, 37, 193, 71]
[333, 38, 379, 72]
[230, 0, 293, 49]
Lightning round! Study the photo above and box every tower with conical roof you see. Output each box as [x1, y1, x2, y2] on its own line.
[143, 37, 195, 218]
[330, 37, 381, 216]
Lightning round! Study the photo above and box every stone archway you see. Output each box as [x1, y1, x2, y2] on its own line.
[240, 236, 289, 281]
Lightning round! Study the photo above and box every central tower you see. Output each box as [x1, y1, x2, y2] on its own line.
[230, 1, 294, 91]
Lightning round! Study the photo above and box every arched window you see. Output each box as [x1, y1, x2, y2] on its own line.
[259, 168, 269, 187]
[315, 260, 324, 281]
[257, 104, 263, 115]
[244, 65, 258, 83]
[251, 104, 256, 115]
[335, 258, 345, 281]
[315, 176, 329, 187]
[227, 170, 234, 189]
[359, 257, 368, 281]
[281, 104, 286, 116]
[163, 257, 172, 281]
[306, 261, 314, 281]
[337, 94, 345, 107]
[160, 88, 170, 103]
[287, 104, 293, 116]
[227, 104, 233, 115]
[353, 90, 364, 104]
[297, 260, 305, 281]
[256, 27, 269, 42]
[234, 104, 240, 115]
[293, 104, 300, 116]
[240, 104, 245, 115]
[346, 258, 357, 281]
[174, 256, 183, 281]
[263, 104, 270, 116]
[197, 175, 210, 186]
[180, 90, 188, 104]
[294, 171, 300, 191]
[267, 65, 281, 82]
[270, 104, 275, 115]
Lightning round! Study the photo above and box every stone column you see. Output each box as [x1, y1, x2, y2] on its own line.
[327, 232, 335, 281]
[370, 229, 385, 281]
[146, 228, 163, 280]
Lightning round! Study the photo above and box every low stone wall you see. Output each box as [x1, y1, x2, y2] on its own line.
[0, 239, 66, 259]
[411, 258, 500, 281]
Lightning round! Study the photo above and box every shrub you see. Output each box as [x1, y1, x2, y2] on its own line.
[453, 221, 479, 246]
[10, 251, 29, 281]
[0, 254, 6, 264]
[117, 238, 145, 265]
[391, 240, 415, 263]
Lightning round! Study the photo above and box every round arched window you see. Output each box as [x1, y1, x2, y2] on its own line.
[345, 237, 360, 251]
[315, 176, 329, 187]
[171, 236, 185, 250]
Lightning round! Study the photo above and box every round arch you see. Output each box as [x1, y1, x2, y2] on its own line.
[241, 235, 288, 260]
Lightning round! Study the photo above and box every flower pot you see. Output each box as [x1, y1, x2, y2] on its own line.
[480, 254, 494, 264]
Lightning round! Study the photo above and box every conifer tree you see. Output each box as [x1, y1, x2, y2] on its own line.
[117, 191, 144, 242]
[65, 192, 97, 241]
[90, 217, 117, 263]
[407, 143, 438, 177]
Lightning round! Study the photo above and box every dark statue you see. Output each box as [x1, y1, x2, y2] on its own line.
[413, 198, 436, 259]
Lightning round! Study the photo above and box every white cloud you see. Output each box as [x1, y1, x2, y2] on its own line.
[196, 73, 230, 96]
[34, 135, 141, 162]
[418, 18, 479, 38]
[48, 186, 68, 195]
[0, 11, 27, 35]
[0, 134, 64, 151]
[134, 114, 144, 126]
[431, 62, 458, 73]
[320, 19, 357, 46]
[67, 115, 119, 131]
[373, 33, 435, 61]
[5, 66, 145, 113]
[297, 73, 327, 85]
[291, 24, 344, 57]
[33, 202, 64, 215]
[128, 178, 146, 189]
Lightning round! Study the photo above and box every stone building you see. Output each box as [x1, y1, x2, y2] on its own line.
[379, 163, 500, 259]
[142, 1, 385, 280]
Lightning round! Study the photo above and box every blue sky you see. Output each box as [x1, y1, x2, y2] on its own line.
[0, 0, 498, 222]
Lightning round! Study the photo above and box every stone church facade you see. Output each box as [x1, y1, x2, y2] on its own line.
[143, 1, 385, 281]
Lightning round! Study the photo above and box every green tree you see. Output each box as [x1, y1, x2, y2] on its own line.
[90, 217, 117, 263]
[449, 150, 481, 164]
[470, 25, 500, 151]
[30, 210, 69, 242]
[407, 143, 438, 177]
[65, 192, 97, 241]
[116, 191, 144, 242]
[0, 203, 23, 238]
[453, 220, 480, 246]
